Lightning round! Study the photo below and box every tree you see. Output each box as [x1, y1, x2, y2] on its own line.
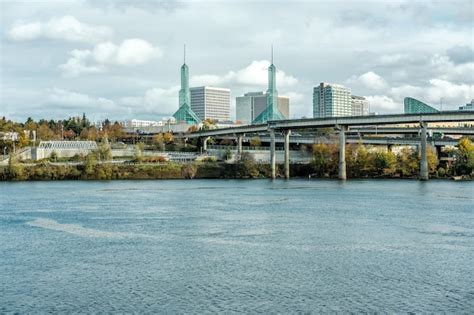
[311, 143, 338, 176]
[163, 132, 173, 144]
[181, 163, 198, 179]
[84, 153, 97, 176]
[250, 136, 261, 147]
[397, 147, 419, 177]
[153, 133, 165, 151]
[96, 137, 112, 161]
[454, 137, 474, 175]
[372, 151, 397, 175]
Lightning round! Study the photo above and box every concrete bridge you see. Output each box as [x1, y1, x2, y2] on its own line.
[185, 111, 474, 180]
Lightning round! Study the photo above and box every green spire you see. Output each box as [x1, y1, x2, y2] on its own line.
[253, 45, 285, 124]
[173, 45, 201, 124]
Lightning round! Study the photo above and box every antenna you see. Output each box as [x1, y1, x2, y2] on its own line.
[183, 44, 186, 64]
[271, 44, 273, 64]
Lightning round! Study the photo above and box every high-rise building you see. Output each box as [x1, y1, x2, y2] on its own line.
[190, 86, 231, 121]
[313, 82, 351, 118]
[459, 99, 474, 111]
[404, 97, 439, 114]
[173, 46, 201, 124]
[351, 95, 370, 116]
[236, 92, 289, 124]
[252, 47, 286, 124]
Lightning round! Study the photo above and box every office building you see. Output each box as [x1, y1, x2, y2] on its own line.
[459, 99, 474, 111]
[236, 92, 290, 125]
[404, 97, 439, 114]
[190, 86, 231, 121]
[313, 82, 351, 118]
[351, 95, 370, 116]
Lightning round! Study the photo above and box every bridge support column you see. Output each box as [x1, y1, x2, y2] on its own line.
[237, 135, 243, 156]
[202, 136, 210, 152]
[270, 129, 276, 179]
[338, 125, 347, 180]
[284, 129, 291, 179]
[420, 122, 429, 181]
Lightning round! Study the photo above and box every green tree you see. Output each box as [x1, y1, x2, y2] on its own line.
[454, 137, 474, 175]
[310, 143, 338, 177]
[250, 136, 261, 147]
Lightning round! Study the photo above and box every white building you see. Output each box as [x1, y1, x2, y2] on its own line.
[190, 86, 231, 121]
[313, 82, 351, 118]
[236, 92, 290, 125]
[351, 95, 370, 116]
[459, 99, 474, 111]
[121, 119, 164, 128]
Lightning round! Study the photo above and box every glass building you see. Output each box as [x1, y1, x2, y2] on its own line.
[404, 97, 439, 114]
[236, 92, 289, 125]
[313, 82, 351, 118]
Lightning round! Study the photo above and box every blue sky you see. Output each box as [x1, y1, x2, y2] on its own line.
[1, 0, 473, 122]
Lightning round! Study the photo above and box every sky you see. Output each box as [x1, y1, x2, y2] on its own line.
[1, 0, 473, 122]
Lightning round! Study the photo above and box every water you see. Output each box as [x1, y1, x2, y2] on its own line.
[0, 179, 473, 313]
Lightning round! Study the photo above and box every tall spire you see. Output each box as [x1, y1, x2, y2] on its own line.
[271, 44, 273, 64]
[173, 45, 201, 125]
[252, 44, 285, 124]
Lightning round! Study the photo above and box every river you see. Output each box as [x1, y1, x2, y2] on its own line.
[0, 179, 473, 312]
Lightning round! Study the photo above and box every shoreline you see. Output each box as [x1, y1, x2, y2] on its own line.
[1, 162, 471, 182]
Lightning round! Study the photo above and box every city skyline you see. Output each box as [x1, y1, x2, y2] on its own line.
[1, 0, 473, 122]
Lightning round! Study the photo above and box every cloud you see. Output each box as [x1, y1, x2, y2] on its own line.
[46, 87, 116, 110]
[446, 45, 474, 64]
[59, 39, 162, 76]
[191, 60, 298, 88]
[119, 86, 180, 116]
[8, 15, 112, 43]
[350, 71, 387, 90]
[365, 95, 400, 113]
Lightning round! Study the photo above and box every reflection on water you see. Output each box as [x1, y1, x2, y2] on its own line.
[1, 179, 473, 313]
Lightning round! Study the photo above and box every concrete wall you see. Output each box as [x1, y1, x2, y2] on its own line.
[207, 149, 311, 163]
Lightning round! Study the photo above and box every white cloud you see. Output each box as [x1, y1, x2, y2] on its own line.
[8, 16, 112, 43]
[389, 79, 473, 109]
[190, 60, 298, 88]
[351, 71, 387, 90]
[119, 86, 180, 115]
[59, 39, 161, 76]
[365, 95, 400, 113]
[47, 87, 116, 110]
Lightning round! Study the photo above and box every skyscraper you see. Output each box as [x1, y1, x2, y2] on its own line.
[252, 46, 286, 124]
[313, 82, 351, 118]
[236, 92, 290, 124]
[172, 46, 201, 124]
[190, 86, 231, 121]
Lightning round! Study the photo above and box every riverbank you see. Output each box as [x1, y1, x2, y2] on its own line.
[1, 161, 471, 181]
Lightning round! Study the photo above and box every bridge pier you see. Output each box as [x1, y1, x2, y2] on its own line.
[237, 134, 243, 156]
[270, 129, 276, 179]
[284, 129, 291, 179]
[420, 122, 429, 181]
[338, 125, 347, 180]
[202, 136, 210, 152]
